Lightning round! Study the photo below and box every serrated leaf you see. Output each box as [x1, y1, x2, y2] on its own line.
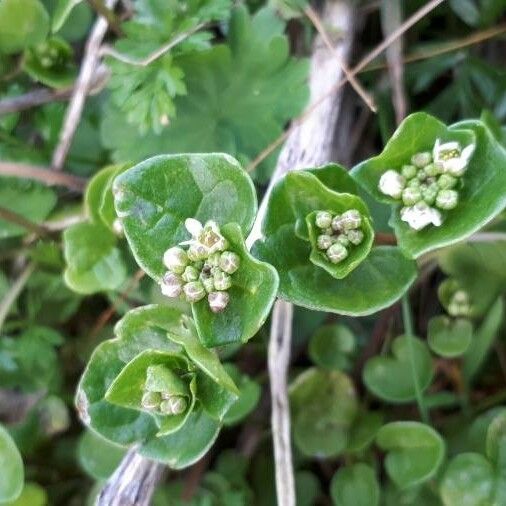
[376, 422, 445, 489]
[63, 221, 128, 294]
[427, 316, 473, 358]
[192, 223, 279, 347]
[0, 0, 49, 54]
[330, 463, 380, 506]
[0, 424, 24, 503]
[363, 335, 434, 403]
[113, 153, 257, 281]
[352, 113, 506, 258]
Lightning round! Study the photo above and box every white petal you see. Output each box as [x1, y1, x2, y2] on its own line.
[400, 205, 442, 230]
[185, 218, 203, 237]
[445, 158, 468, 176]
[461, 143, 475, 163]
[378, 170, 405, 199]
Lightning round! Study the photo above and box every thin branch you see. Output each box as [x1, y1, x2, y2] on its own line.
[0, 66, 109, 116]
[0, 263, 35, 334]
[99, 22, 206, 67]
[0, 161, 87, 191]
[0, 206, 49, 238]
[52, 0, 119, 171]
[87, 0, 123, 35]
[304, 5, 376, 112]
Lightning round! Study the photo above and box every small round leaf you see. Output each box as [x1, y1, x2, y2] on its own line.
[330, 463, 380, 506]
[309, 324, 356, 371]
[0, 424, 24, 502]
[427, 316, 473, 358]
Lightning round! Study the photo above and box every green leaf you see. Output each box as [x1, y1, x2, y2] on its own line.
[330, 463, 380, 506]
[101, 5, 309, 181]
[0, 424, 24, 503]
[347, 411, 384, 453]
[308, 324, 356, 371]
[0, 0, 49, 54]
[2, 483, 47, 506]
[486, 411, 506, 466]
[463, 297, 504, 382]
[0, 177, 56, 239]
[363, 335, 434, 403]
[85, 165, 119, 223]
[376, 422, 445, 489]
[289, 368, 358, 457]
[427, 316, 473, 358]
[63, 221, 128, 294]
[222, 364, 261, 426]
[352, 113, 506, 258]
[78, 430, 126, 480]
[192, 223, 279, 347]
[52, 0, 83, 32]
[440, 453, 495, 506]
[113, 154, 257, 281]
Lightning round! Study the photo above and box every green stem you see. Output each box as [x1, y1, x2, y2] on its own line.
[402, 294, 430, 424]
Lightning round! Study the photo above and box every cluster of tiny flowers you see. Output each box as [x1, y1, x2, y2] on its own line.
[314, 209, 365, 264]
[378, 139, 474, 230]
[448, 289, 472, 317]
[141, 389, 187, 416]
[160, 219, 240, 313]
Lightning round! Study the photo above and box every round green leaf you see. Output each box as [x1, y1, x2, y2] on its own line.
[192, 223, 279, 347]
[0, 424, 24, 503]
[85, 165, 119, 223]
[78, 430, 126, 480]
[363, 335, 434, 403]
[440, 453, 495, 506]
[330, 463, 380, 506]
[486, 411, 506, 466]
[352, 113, 506, 258]
[3, 483, 47, 506]
[113, 154, 257, 281]
[222, 364, 261, 426]
[376, 421, 445, 489]
[290, 368, 358, 457]
[428, 316, 473, 358]
[347, 411, 384, 453]
[308, 324, 356, 371]
[0, 0, 50, 54]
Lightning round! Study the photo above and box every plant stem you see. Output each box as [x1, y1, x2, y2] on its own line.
[402, 294, 430, 424]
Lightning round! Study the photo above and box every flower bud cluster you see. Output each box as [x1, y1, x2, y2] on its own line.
[160, 219, 240, 313]
[314, 209, 365, 264]
[378, 139, 474, 230]
[141, 390, 188, 415]
[448, 289, 472, 317]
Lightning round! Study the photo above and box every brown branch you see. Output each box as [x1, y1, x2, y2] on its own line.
[0, 161, 87, 191]
[0, 206, 49, 238]
[87, 0, 123, 35]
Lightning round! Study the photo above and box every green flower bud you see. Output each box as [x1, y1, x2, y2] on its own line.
[424, 163, 443, 177]
[317, 234, 333, 250]
[402, 187, 422, 206]
[315, 211, 333, 229]
[347, 229, 364, 245]
[411, 151, 432, 168]
[182, 265, 199, 282]
[408, 178, 421, 188]
[417, 170, 427, 181]
[340, 209, 362, 230]
[208, 291, 230, 313]
[187, 243, 208, 262]
[141, 391, 161, 410]
[401, 164, 417, 180]
[160, 396, 187, 415]
[163, 246, 189, 274]
[437, 174, 457, 190]
[214, 270, 232, 291]
[336, 234, 350, 247]
[435, 189, 458, 210]
[200, 273, 215, 293]
[183, 281, 206, 303]
[323, 227, 333, 236]
[161, 272, 183, 298]
[206, 252, 221, 268]
[422, 183, 438, 205]
[331, 214, 343, 232]
[219, 251, 241, 274]
[326, 243, 348, 264]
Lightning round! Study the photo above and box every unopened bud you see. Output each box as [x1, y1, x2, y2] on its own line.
[208, 291, 230, 313]
[161, 272, 183, 298]
[160, 396, 187, 415]
[437, 174, 457, 190]
[200, 273, 215, 293]
[336, 234, 350, 247]
[183, 281, 206, 303]
[317, 235, 333, 250]
[401, 165, 417, 180]
[347, 229, 364, 245]
[326, 243, 348, 264]
[331, 215, 343, 232]
[435, 189, 458, 210]
[206, 252, 221, 267]
[163, 246, 189, 274]
[187, 243, 208, 262]
[214, 270, 232, 291]
[141, 391, 161, 410]
[182, 265, 199, 282]
[411, 152, 432, 168]
[219, 251, 240, 274]
[315, 211, 332, 229]
[341, 210, 362, 230]
[424, 163, 443, 177]
[402, 187, 422, 206]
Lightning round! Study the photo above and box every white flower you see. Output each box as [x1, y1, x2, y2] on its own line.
[184, 218, 203, 238]
[433, 139, 475, 177]
[378, 170, 405, 199]
[400, 203, 442, 230]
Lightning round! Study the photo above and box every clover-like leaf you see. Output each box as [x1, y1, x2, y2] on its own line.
[289, 368, 358, 458]
[352, 113, 506, 258]
[427, 316, 473, 358]
[376, 422, 445, 489]
[191, 223, 278, 347]
[330, 463, 380, 506]
[347, 411, 384, 453]
[114, 153, 257, 281]
[0, 424, 24, 503]
[363, 335, 434, 403]
[309, 324, 356, 371]
[253, 166, 417, 315]
[76, 305, 237, 468]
